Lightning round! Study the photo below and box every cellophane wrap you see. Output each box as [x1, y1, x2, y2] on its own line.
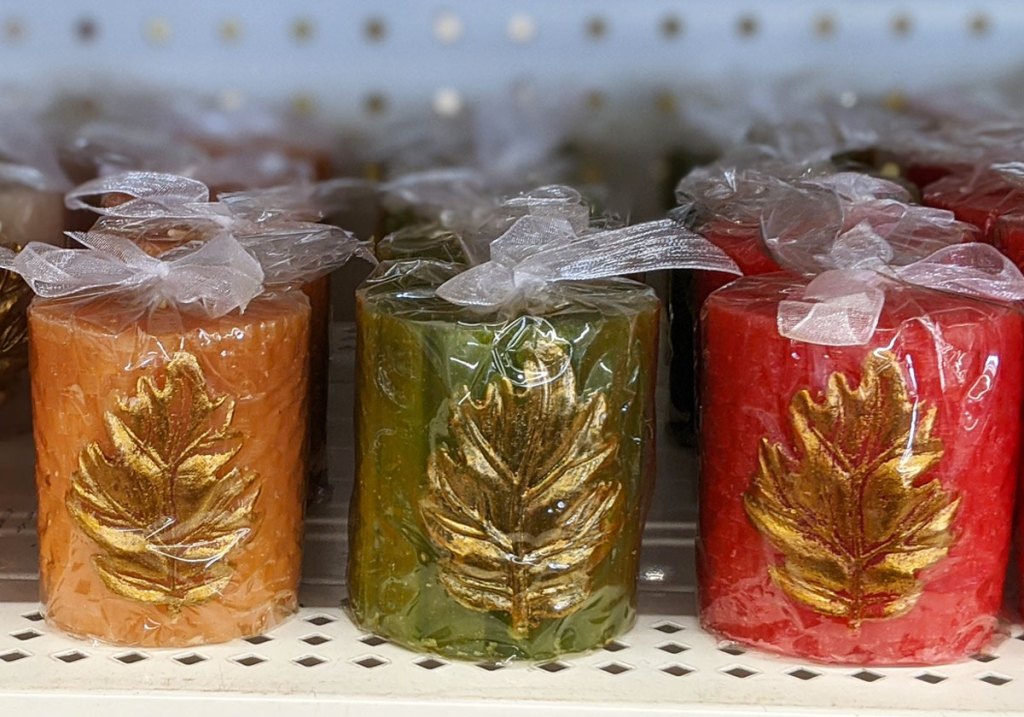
[31, 292, 309, 647]
[349, 258, 660, 661]
[1, 233, 325, 647]
[922, 164, 1024, 244]
[698, 269, 1024, 665]
[65, 171, 376, 503]
[55, 89, 335, 195]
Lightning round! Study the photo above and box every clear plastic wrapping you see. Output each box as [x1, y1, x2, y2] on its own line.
[699, 273, 1024, 665]
[349, 259, 660, 661]
[923, 166, 1024, 244]
[30, 292, 310, 647]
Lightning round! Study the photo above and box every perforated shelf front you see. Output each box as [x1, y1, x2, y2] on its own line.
[2, 324, 1024, 716]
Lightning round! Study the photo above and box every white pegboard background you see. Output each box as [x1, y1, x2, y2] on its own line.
[1, 1, 1023, 125]
[3, 324, 1024, 717]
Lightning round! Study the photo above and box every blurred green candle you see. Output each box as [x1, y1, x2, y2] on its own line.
[348, 259, 660, 661]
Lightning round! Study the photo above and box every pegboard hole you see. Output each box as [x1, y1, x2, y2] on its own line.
[295, 655, 326, 668]
[3, 18, 25, 42]
[662, 664, 693, 677]
[585, 16, 608, 40]
[661, 15, 684, 39]
[219, 19, 242, 44]
[433, 87, 464, 117]
[75, 17, 98, 43]
[969, 13, 991, 36]
[364, 17, 387, 42]
[292, 18, 314, 43]
[891, 14, 913, 37]
[364, 93, 388, 115]
[291, 93, 317, 117]
[434, 11, 464, 44]
[145, 18, 171, 45]
[814, 14, 837, 38]
[736, 14, 759, 38]
[233, 655, 267, 667]
[788, 668, 820, 680]
[507, 14, 536, 43]
[585, 90, 606, 111]
[598, 662, 633, 675]
[655, 90, 678, 114]
[538, 661, 571, 673]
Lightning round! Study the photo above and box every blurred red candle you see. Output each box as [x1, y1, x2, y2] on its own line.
[699, 274, 1024, 665]
[923, 169, 1024, 244]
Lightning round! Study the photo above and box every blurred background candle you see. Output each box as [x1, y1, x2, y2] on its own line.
[699, 274, 1024, 664]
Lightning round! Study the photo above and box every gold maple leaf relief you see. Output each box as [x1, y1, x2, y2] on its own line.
[421, 337, 623, 634]
[68, 352, 261, 608]
[0, 244, 31, 393]
[744, 350, 958, 627]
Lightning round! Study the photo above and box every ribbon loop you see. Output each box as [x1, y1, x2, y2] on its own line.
[435, 212, 740, 310]
[0, 232, 264, 318]
[65, 172, 210, 218]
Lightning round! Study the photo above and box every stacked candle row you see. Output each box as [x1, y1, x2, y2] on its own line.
[6, 100, 1024, 670]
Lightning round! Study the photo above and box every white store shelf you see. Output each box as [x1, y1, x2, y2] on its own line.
[2, 323, 1024, 716]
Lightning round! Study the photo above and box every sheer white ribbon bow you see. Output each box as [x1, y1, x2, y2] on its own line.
[436, 215, 741, 310]
[0, 231, 264, 318]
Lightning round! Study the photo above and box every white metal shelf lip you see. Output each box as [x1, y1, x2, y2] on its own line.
[2, 603, 1024, 715]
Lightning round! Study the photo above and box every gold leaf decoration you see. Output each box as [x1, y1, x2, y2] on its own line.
[744, 350, 957, 627]
[0, 245, 31, 393]
[421, 337, 623, 634]
[67, 352, 261, 607]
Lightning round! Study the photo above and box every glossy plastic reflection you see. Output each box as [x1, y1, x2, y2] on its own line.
[698, 273, 1024, 665]
[349, 259, 660, 661]
[30, 291, 310, 647]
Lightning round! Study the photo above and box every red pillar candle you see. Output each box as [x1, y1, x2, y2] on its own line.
[923, 169, 1024, 243]
[699, 274, 1024, 664]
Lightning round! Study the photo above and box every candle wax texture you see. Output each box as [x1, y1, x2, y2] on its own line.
[30, 292, 310, 647]
[699, 273, 1024, 664]
[350, 259, 660, 661]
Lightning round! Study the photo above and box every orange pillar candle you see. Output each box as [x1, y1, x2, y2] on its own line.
[30, 293, 310, 646]
[4, 233, 313, 647]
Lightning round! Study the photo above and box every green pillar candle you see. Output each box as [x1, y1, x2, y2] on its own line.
[374, 223, 467, 263]
[349, 259, 660, 661]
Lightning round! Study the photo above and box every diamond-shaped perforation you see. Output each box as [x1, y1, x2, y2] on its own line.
[477, 661, 505, 672]
[662, 664, 693, 677]
[598, 662, 632, 675]
[301, 634, 332, 646]
[0, 650, 29, 663]
[354, 656, 388, 669]
[174, 653, 208, 666]
[916, 673, 947, 684]
[305, 615, 337, 627]
[657, 642, 688, 655]
[114, 652, 149, 664]
[723, 666, 757, 679]
[973, 653, 999, 663]
[603, 640, 629, 653]
[20, 611, 43, 623]
[233, 655, 267, 667]
[11, 629, 41, 641]
[243, 635, 273, 646]
[416, 658, 446, 670]
[980, 674, 1012, 686]
[652, 621, 684, 634]
[359, 635, 387, 647]
[851, 670, 884, 683]
[54, 651, 88, 663]
[718, 643, 746, 656]
[294, 655, 326, 668]
[788, 668, 820, 681]
[537, 661, 570, 673]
